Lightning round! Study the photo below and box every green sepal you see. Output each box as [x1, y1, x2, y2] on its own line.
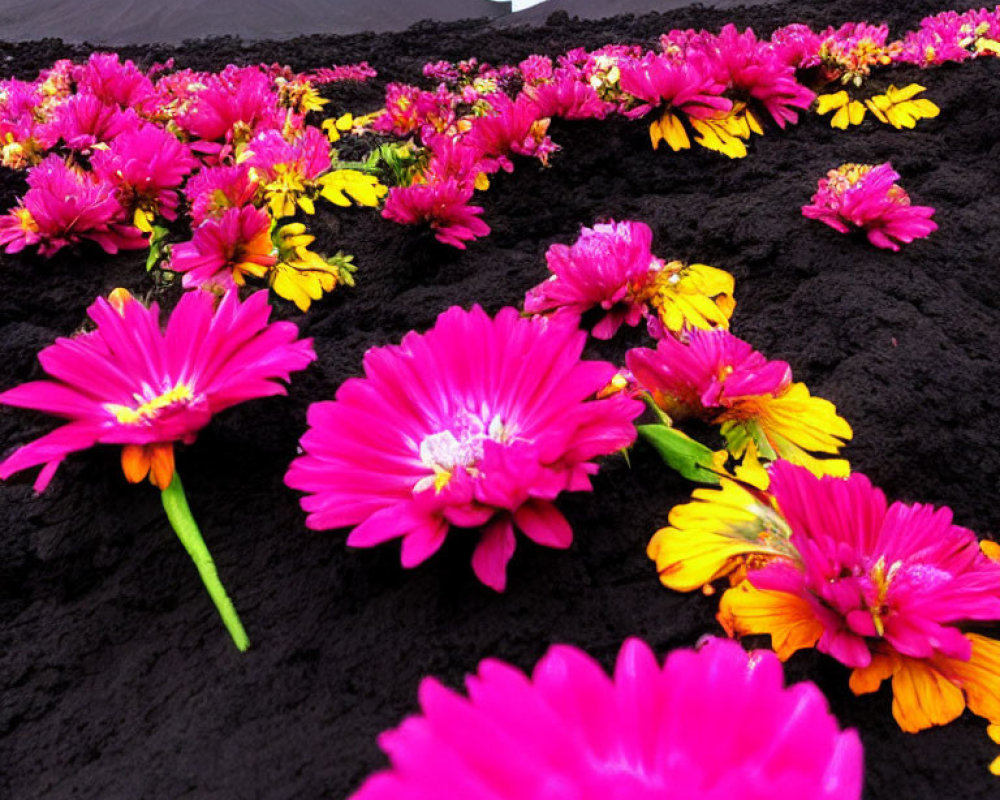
[637, 424, 722, 485]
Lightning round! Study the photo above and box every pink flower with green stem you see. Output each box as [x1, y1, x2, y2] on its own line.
[285, 305, 642, 591]
[0, 289, 316, 650]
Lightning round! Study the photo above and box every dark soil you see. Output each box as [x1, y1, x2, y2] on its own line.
[2, 1, 1000, 798]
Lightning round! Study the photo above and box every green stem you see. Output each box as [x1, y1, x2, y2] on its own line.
[161, 472, 250, 652]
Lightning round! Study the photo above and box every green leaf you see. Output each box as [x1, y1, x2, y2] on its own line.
[637, 424, 721, 485]
[145, 225, 170, 272]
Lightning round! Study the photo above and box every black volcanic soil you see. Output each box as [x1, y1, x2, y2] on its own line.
[2, 1, 1000, 798]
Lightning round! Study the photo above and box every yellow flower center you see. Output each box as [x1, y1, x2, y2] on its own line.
[108, 384, 194, 425]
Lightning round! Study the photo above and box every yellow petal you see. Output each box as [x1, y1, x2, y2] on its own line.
[935, 633, 1000, 725]
[690, 116, 749, 159]
[648, 478, 789, 592]
[659, 110, 690, 151]
[121, 444, 151, 484]
[982, 540, 1000, 562]
[816, 91, 849, 115]
[148, 442, 176, 490]
[718, 581, 824, 660]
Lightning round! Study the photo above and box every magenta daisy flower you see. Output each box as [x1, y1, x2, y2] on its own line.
[523, 219, 658, 339]
[382, 179, 490, 250]
[0, 288, 315, 650]
[169, 205, 277, 290]
[749, 461, 1000, 669]
[285, 305, 642, 591]
[0, 154, 146, 256]
[91, 123, 198, 229]
[350, 637, 863, 799]
[0, 289, 315, 493]
[802, 163, 937, 251]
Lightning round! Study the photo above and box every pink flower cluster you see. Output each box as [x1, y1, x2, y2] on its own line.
[896, 7, 1000, 66]
[377, 48, 624, 248]
[0, 53, 375, 263]
[802, 163, 937, 251]
[351, 637, 863, 799]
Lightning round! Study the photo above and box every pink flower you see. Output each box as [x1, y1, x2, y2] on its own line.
[75, 52, 156, 112]
[174, 67, 280, 145]
[373, 83, 456, 138]
[36, 93, 139, 152]
[627, 328, 791, 420]
[617, 52, 731, 120]
[706, 25, 816, 128]
[421, 134, 485, 189]
[802, 163, 937, 251]
[0, 289, 315, 492]
[0, 155, 145, 256]
[896, 9, 1000, 67]
[184, 164, 261, 227]
[91, 123, 198, 224]
[305, 62, 377, 84]
[170, 205, 277, 290]
[524, 220, 657, 339]
[770, 23, 824, 68]
[750, 462, 1000, 669]
[463, 94, 556, 173]
[285, 305, 642, 591]
[242, 126, 331, 184]
[522, 70, 615, 120]
[382, 179, 490, 249]
[350, 637, 863, 800]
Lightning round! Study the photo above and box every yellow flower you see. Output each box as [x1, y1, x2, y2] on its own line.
[277, 78, 328, 115]
[638, 260, 736, 333]
[719, 382, 853, 477]
[318, 169, 388, 207]
[689, 116, 748, 159]
[688, 103, 761, 159]
[267, 222, 349, 311]
[849, 634, 1000, 737]
[815, 91, 867, 129]
[322, 112, 356, 143]
[865, 84, 940, 129]
[648, 456, 795, 593]
[721, 583, 1000, 752]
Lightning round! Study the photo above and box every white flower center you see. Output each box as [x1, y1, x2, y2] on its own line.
[414, 408, 511, 493]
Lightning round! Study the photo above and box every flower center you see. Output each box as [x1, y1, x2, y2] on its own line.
[415, 409, 510, 493]
[107, 383, 194, 425]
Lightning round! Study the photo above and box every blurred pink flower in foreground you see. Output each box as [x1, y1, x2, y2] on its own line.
[802, 162, 937, 251]
[285, 305, 642, 591]
[350, 637, 863, 800]
[0, 289, 315, 492]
